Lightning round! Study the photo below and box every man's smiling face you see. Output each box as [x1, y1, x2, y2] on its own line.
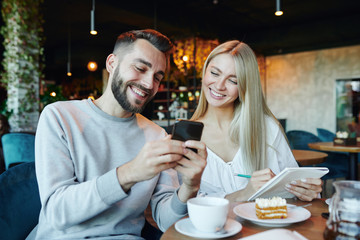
[111, 39, 166, 113]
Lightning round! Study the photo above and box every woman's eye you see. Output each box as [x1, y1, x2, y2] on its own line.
[229, 79, 237, 84]
[211, 71, 219, 76]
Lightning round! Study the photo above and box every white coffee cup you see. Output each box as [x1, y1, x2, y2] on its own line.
[187, 197, 229, 233]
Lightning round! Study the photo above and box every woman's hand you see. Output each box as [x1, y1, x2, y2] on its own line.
[248, 168, 276, 191]
[285, 178, 323, 201]
[227, 168, 275, 202]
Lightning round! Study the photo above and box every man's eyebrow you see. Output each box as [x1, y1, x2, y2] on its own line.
[135, 58, 152, 68]
[135, 58, 165, 77]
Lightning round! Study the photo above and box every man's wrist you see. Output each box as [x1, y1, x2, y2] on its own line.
[116, 164, 135, 192]
[177, 184, 200, 202]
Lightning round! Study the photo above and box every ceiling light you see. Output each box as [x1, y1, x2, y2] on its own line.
[67, 30, 72, 76]
[275, 0, 283, 16]
[90, 0, 97, 35]
[87, 61, 98, 71]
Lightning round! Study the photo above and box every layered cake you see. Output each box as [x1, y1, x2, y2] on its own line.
[255, 197, 287, 219]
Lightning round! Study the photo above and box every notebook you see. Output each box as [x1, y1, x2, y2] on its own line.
[247, 167, 329, 201]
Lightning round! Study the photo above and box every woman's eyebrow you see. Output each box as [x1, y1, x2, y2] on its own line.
[211, 66, 236, 78]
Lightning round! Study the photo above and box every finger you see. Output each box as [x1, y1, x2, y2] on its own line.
[163, 135, 172, 140]
[155, 161, 179, 173]
[147, 140, 185, 157]
[175, 154, 206, 175]
[285, 184, 319, 201]
[252, 168, 275, 178]
[156, 153, 184, 164]
[290, 179, 323, 192]
[301, 178, 323, 185]
[176, 154, 203, 170]
[249, 176, 270, 190]
[174, 162, 203, 180]
[287, 187, 314, 202]
[251, 171, 274, 182]
[184, 140, 206, 153]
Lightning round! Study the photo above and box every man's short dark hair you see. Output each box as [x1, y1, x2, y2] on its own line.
[113, 29, 174, 59]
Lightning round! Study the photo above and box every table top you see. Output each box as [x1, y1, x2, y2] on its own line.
[308, 141, 360, 153]
[161, 198, 328, 240]
[291, 149, 328, 166]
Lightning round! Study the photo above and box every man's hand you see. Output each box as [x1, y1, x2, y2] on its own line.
[116, 135, 186, 192]
[175, 140, 207, 202]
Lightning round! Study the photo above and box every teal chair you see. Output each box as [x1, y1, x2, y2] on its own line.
[0, 162, 41, 240]
[1, 132, 35, 170]
[316, 128, 336, 142]
[286, 130, 321, 150]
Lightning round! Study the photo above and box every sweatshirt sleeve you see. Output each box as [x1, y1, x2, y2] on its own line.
[35, 105, 128, 230]
[150, 168, 188, 232]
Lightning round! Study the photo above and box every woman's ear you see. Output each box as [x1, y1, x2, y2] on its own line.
[106, 54, 116, 73]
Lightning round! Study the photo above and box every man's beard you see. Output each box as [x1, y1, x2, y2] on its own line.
[111, 67, 154, 113]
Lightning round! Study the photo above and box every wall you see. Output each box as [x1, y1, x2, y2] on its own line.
[265, 44, 360, 134]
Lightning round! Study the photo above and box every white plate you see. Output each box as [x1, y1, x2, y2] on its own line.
[233, 203, 311, 227]
[175, 218, 242, 239]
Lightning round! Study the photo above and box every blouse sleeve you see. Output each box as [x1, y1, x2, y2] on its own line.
[266, 118, 299, 174]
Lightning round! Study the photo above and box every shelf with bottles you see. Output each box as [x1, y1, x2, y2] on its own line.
[151, 81, 201, 122]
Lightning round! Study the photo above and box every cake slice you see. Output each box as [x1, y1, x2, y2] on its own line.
[255, 197, 288, 219]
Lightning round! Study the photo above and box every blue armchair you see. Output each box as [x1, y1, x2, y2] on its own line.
[0, 162, 41, 240]
[1, 132, 35, 170]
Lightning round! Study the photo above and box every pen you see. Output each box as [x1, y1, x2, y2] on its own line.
[234, 173, 251, 178]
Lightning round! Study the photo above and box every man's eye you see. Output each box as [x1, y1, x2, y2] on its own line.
[135, 66, 145, 72]
[154, 74, 163, 82]
[211, 71, 219, 76]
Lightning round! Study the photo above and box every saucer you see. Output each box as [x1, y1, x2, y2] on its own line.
[175, 218, 242, 239]
[233, 203, 311, 227]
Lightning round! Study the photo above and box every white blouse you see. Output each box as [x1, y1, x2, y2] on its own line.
[199, 116, 299, 198]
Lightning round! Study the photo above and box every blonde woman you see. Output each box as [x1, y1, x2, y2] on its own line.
[191, 40, 322, 202]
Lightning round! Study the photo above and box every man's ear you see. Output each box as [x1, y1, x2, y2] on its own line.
[106, 54, 117, 73]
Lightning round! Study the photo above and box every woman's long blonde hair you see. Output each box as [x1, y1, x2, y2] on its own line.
[191, 40, 278, 173]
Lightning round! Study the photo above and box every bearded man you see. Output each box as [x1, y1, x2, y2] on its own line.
[27, 29, 207, 240]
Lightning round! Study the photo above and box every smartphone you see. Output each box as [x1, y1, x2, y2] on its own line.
[321, 212, 329, 219]
[171, 120, 204, 153]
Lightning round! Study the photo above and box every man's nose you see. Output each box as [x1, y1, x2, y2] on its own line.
[141, 74, 154, 89]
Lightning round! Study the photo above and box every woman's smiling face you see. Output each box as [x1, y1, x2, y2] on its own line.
[202, 53, 239, 109]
